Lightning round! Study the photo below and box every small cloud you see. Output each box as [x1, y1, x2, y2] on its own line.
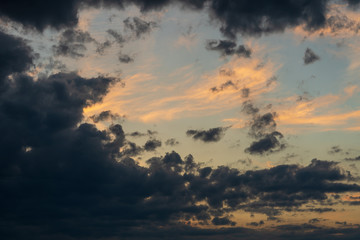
[304, 48, 320, 65]
[186, 126, 230, 143]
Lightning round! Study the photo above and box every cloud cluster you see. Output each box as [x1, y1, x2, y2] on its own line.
[242, 101, 286, 155]
[1, 0, 357, 38]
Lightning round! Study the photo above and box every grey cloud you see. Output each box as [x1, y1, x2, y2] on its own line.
[123, 17, 158, 39]
[165, 138, 180, 146]
[345, 156, 360, 161]
[245, 131, 286, 155]
[52, 28, 95, 58]
[242, 102, 286, 155]
[90, 110, 122, 123]
[206, 39, 252, 57]
[328, 146, 343, 154]
[144, 138, 162, 151]
[304, 48, 320, 65]
[186, 126, 230, 143]
[119, 53, 134, 63]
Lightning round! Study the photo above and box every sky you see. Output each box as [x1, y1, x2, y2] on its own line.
[1, 0, 360, 239]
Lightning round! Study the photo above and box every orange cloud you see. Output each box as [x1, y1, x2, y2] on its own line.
[84, 49, 280, 122]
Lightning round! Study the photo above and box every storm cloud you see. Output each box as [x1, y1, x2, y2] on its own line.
[1, 0, 356, 38]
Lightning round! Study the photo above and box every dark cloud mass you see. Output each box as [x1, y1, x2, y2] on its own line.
[186, 126, 229, 143]
[304, 47, 320, 65]
[2, 1, 360, 239]
[2, 0, 352, 39]
[0, 41, 359, 239]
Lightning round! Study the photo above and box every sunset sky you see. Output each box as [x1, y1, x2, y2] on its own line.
[1, 0, 360, 239]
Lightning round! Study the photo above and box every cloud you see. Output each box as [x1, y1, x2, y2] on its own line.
[90, 110, 122, 123]
[345, 156, 360, 161]
[107, 29, 126, 45]
[127, 130, 157, 137]
[212, 216, 236, 226]
[208, 0, 329, 38]
[52, 28, 95, 58]
[206, 40, 252, 57]
[242, 102, 286, 155]
[0, 31, 34, 81]
[118, 53, 135, 63]
[123, 17, 158, 39]
[144, 138, 162, 151]
[1, 0, 359, 40]
[245, 131, 286, 155]
[328, 146, 343, 154]
[186, 126, 230, 143]
[165, 138, 180, 146]
[304, 48, 320, 65]
[247, 220, 264, 227]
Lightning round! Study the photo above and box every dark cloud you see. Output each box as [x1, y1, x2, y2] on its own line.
[328, 146, 343, 154]
[326, 14, 360, 33]
[245, 131, 286, 155]
[347, 0, 360, 8]
[95, 40, 112, 54]
[52, 29, 95, 58]
[144, 138, 162, 151]
[165, 138, 180, 146]
[127, 130, 157, 138]
[242, 101, 260, 115]
[345, 156, 360, 161]
[0, 31, 34, 82]
[186, 126, 230, 143]
[308, 218, 321, 224]
[123, 17, 158, 39]
[249, 112, 277, 138]
[0, 0, 79, 31]
[212, 216, 236, 226]
[90, 110, 122, 123]
[119, 53, 134, 63]
[206, 40, 252, 57]
[210, 80, 237, 93]
[1, 0, 359, 41]
[247, 220, 264, 227]
[107, 29, 126, 45]
[304, 48, 320, 65]
[121, 141, 144, 157]
[242, 102, 286, 155]
[208, 0, 328, 39]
